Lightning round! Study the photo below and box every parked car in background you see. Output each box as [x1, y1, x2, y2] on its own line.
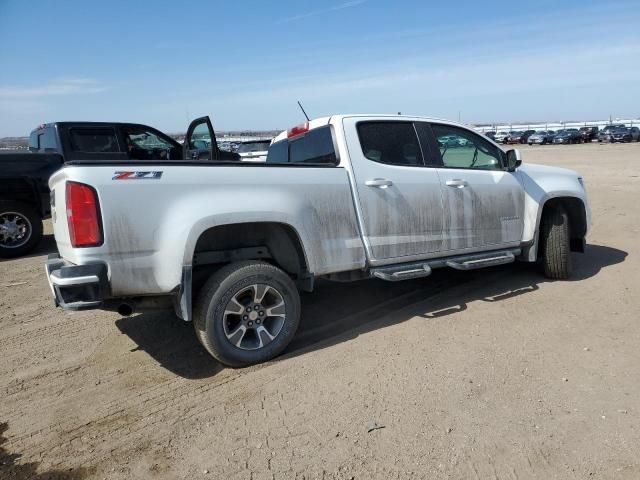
[237, 140, 272, 162]
[553, 129, 582, 144]
[484, 131, 496, 140]
[579, 126, 599, 142]
[598, 124, 626, 142]
[504, 131, 523, 144]
[45, 114, 590, 367]
[630, 127, 640, 142]
[494, 131, 510, 143]
[606, 127, 633, 143]
[519, 130, 536, 144]
[528, 130, 555, 145]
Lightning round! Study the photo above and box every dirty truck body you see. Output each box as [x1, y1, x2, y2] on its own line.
[46, 115, 590, 366]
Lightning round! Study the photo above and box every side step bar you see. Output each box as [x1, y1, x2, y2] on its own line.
[372, 264, 432, 282]
[370, 248, 520, 282]
[445, 251, 516, 271]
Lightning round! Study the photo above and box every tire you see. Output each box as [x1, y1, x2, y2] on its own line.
[0, 201, 43, 258]
[193, 260, 301, 367]
[539, 206, 572, 279]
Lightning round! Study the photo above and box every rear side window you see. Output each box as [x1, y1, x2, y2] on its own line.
[40, 128, 57, 151]
[266, 126, 337, 165]
[69, 128, 119, 153]
[357, 122, 424, 166]
[28, 132, 39, 151]
[266, 140, 288, 163]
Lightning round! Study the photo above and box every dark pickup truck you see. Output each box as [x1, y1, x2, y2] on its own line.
[0, 120, 238, 258]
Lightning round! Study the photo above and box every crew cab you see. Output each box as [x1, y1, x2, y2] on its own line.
[45, 115, 591, 367]
[0, 121, 238, 257]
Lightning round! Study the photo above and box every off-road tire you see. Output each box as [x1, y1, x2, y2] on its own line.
[540, 206, 572, 279]
[0, 201, 43, 258]
[193, 260, 301, 367]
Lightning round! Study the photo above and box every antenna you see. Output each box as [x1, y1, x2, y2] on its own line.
[297, 101, 310, 122]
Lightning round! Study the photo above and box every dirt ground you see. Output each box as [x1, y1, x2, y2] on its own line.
[1, 142, 639, 480]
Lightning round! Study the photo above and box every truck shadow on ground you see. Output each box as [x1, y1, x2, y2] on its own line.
[115, 244, 626, 379]
[0, 421, 91, 480]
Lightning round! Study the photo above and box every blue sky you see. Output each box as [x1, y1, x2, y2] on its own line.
[0, 0, 639, 136]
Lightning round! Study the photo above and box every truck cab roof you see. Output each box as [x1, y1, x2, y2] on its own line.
[272, 114, 470, 144]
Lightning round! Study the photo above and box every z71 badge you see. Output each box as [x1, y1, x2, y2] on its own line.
[112, 171, 163, 180]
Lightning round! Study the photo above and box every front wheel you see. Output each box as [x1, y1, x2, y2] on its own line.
[193, 261, 301, 367]
[539, 207, 572, 279]
[0, 201, 43, 258]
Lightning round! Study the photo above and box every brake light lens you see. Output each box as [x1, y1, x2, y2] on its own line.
[287, 121, 309, 138]
[66, 181, 101, 247]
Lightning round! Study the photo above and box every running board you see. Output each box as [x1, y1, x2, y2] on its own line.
[445, 251, 516, 271]
[372, 263, 432, 282]
[370, 248, 520, 282]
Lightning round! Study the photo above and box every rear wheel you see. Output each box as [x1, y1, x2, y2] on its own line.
[539, 206, 572, 279]
[0, 201, 43, 258]
[193, 261, 301, 367]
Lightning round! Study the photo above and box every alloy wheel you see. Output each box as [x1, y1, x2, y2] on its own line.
[222, 284, 286, 350]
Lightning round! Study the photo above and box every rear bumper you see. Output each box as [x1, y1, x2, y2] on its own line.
[45, 253, 110, 310]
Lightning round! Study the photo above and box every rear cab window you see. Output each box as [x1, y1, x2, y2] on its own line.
[266, 126, 338, 165]
[69, 127, 120, 153]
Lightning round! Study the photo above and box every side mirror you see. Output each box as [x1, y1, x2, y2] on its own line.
[506, 149, 522, 171]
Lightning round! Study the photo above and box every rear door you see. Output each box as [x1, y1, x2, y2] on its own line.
[425, 122, 524, 252]
[343, 118, 444, 263]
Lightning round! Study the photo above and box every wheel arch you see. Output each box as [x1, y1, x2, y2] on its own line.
[523, 195, 588, 262]
[0, 178, 43, 215]
[175, 220, 311, 323]
[191, 221, 310, 278]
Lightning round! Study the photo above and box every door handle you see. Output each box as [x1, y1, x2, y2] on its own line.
[365, 178, 393, 188]
[446, 179, 468, 188]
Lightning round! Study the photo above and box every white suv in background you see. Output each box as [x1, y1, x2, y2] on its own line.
[237, 139, 272, 162]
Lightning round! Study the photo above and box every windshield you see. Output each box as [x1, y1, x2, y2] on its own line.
[237, 141, 271, 153]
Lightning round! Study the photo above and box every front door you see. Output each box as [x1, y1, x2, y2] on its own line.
[185, 116, 218, 161]
[426, 122, 525, 252]
[343, 118, 444, 263]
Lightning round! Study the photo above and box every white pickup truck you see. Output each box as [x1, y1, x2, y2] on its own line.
[46, 114, 590, 366]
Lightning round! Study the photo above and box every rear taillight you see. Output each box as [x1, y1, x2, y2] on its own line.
[66, 181, 102, 247]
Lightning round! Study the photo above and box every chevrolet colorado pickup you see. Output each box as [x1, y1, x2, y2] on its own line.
[1, 121, 204, 257]
[46, 115, 591, 367]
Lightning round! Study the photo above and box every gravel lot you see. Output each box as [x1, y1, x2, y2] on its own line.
[1, 142, 638, 479]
